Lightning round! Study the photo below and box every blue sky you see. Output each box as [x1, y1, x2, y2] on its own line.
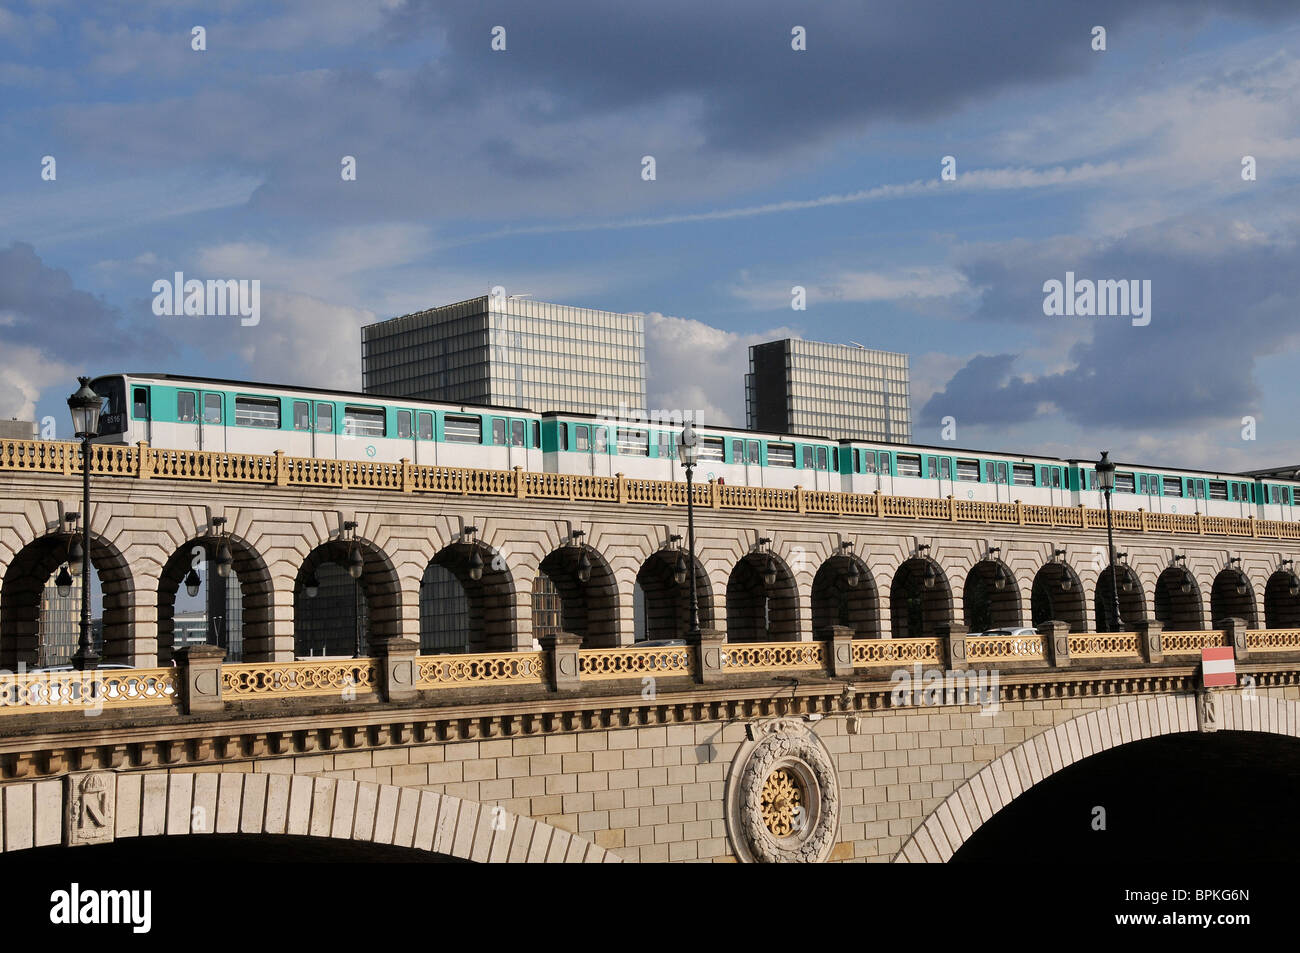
[2, 0, 1300, 471]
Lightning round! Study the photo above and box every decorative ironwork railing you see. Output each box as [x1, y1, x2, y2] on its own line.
[222, 659, 379, 699]
[578, 646, 694, 680]
[416, 651, 547, 688]
[1068, 633, 1141, 659]
[6, 436, 1300, 540]
[0, 667, 178, 715]
[721, 641, 825, 672]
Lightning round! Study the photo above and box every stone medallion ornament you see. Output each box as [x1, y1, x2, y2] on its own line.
[725, 718, 840, 863]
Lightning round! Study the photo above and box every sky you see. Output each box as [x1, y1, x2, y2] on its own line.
[2, 0, 1300, 472]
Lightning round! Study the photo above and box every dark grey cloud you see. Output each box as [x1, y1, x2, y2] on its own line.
[922, 196, 1300, 432]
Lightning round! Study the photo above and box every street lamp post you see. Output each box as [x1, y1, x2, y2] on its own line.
[678, 425, 700, 638]
[1096, 450, 1123, 633]
[67, 377, 102, 671]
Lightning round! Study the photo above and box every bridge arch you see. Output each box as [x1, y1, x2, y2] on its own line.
[1, 772, 618, 863]
[0, 528, 134, 668]
[894, 692, 1300, 863]
[889, 557, 952, 638]
[726, 550, 799, 642]
[811, 552, 879, 637]
[962, 558, 1021, 632]
[1093, 562, 1147, 631]
[538, 541, 620, 647]
[1154, 565, 1204, 630]
[156, 532, 272, 664]
[421, 539, 516, 653]
[1210, 568, 1258, 629]
[634, 548, 715, 641]
[1264, 569, 1300, 628]
[1030, 561, 1085, 632]
[293, 533, 402, 656]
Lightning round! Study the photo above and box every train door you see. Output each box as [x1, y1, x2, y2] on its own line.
[1042, 464, 1064, 505]
[200, 391, 226, 452]
[175, 389, 200, 451]
[315, 403, 337, 460]
[130, 386, 152, 444]
[415, 411, 434, 466]
[291, 400, 314, 456]
[506, 417, 528, 469]
[394, 410, 418, 466]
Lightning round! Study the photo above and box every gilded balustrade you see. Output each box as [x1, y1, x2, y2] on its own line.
[722, 641, 825, 672]
[1160, 630, 1228, 655]
[417, 651, 547, 688]
[1068, 632, 1140, 659]
[965, 633, 1047, 662]
[0, 667, 178, 715]
[1245, 629, 1300, 651]
[850, 637, 944, 667]
[578, 645, 694, 680]
[222, 659, 379, 699]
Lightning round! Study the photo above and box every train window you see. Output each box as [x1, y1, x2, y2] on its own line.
[575, 425, 589, 451]
[863, 452, 878, 474]
[492, 419, 507, 445]
[748, 441, 761, 465]
[927, 458, 938, 479]
[1013, 464, 1035, 486]
[1162, 476, 1183, 497]
[831, 447, 838, 470]
[896, 454, 921, 478]
[618, 429, 648, 456]
[939, 458, 952, 480]
[133, 387, 150, 419]
[511, 420, 526, 447]
[397, 411, 413, 440]
[1209, 480, 1227, 501]
[802, 447, 814, 468]
[418, 412, 434, 440]
[854, 450, 862, 472]
[444, 414, 482, 444]
[984, 461, 995, 483]
[594, 427, 608, 452]
[203, 393, 222, 424]
[344, 406, 385, 438]
[996, 462, 1009, 484]
[1116, 472, 1135, 493]
[317, 403, 333, 434]
[235, 397, 280, 429]
[657, 432, 674, 458]
[293, 401, 311, 431]
[815, 447, 828, 471]
[699, 437, 724, 462]
[559, 423, 569, 451]
[177, 391, 197, 423]
[1230, 483, 1240, 501]
[768, 443, 794, 467]
[732, 439, 744, 462]
[532, 421, 540, 448]
[956, 459, 979, 482]
[1269, 485, 1282, 504]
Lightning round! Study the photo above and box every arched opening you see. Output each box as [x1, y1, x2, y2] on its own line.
[1264, 570, 1300, 628]
[633, 548, 713, 642]
[811, 553, 878, 637]
[421, 541, 515, 653]
[962, 559, 1021, 633]
[0, 529, 132, 668]
[293, 535, 400, 658]
[1093, 564, 1146, 632]
[726, 551, 799, 642]
[536, 543, 619, 647]
[1030, 561, 1085, 632]
[156, 534, 272, 664]
[1210, 569, 1257, 628]
[889, 558, 952, 638]
[1153, 566, 1204, 631]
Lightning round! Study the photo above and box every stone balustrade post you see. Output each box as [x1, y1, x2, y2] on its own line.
[818, 625, 855, 677]
[1218, 617, 1249, 662]
[936, 623, 969, 672]
[369, 636, 420, 702]
[176, 644, 225, 714]
[688, 629, 727, 684]
[1136, 620, 1164, 663]
[1038, 620, 1071, 668]
[541, 632, 583, 691]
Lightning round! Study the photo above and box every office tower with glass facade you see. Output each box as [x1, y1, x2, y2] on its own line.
[745, 339, 911, 443]
[361, 296, 648, 417]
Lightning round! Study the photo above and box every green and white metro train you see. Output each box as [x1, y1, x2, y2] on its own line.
[88, 373, 1300, 522]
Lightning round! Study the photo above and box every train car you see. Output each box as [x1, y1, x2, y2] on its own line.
[839, 441, 1074, 507]
[1241, 466, 1300, 522]
[1067, 459, 1277, 520]
[88, 373, 544, 472]
[541, 412, 842, 490]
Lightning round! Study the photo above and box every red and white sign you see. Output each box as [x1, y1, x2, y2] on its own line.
[1201, 646, 1236, 687]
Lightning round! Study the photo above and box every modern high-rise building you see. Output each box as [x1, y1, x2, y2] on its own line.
[361, 296, 647, 417]
[745, 339, 911, 443]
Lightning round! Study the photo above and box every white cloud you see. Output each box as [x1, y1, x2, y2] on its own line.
[235, 291, 374, 391]
[728, 266, 970, 310]
[0, 345, 75, 424]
